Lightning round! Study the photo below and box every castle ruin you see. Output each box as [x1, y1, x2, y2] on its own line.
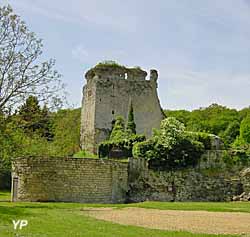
[11, 63, 248, 204]
[80, 63, 165, 153]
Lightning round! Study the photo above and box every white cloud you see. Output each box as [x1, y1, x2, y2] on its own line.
[6, 0, 138, 33]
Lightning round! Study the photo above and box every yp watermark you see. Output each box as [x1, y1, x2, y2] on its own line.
[12, 220, 28, 230]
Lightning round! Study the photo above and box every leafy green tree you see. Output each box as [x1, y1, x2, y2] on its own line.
[18, 96, 42, 132]
[164, 109, 190, 126]
[239, 107, 250, 121]
[17, 96, 53, 140]
[51, 108, 81, 156]
[133, 117, 204, 169]
[157, 117, 185, 149]
[126, 102, 136, 135]
[240, 115, 250, 143]
[0, 5, 64, 111]
[166, 104, 241, 145]
[110, 116, 126, 141]
[222, 121, 240, 146]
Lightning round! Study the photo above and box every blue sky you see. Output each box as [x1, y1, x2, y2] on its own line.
[1, 0, 250, 110]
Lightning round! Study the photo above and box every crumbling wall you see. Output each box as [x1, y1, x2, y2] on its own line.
[11, 157, 128, 203]
[128, 152, 247, 202]
[80, 64, 165, 153]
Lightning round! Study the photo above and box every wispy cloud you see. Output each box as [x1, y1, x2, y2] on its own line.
[6, 0, 138, 33]
[2, 0, 250, 109]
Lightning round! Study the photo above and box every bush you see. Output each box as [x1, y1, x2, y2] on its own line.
[185, 132, 213, 150]
[132, 139, 156, 159]
[222, 149, 250, 165]
[133, 117, 205, 170]
[99, 134, 146, 158]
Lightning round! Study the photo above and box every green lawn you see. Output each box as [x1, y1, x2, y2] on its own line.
[0, 191, 249, 237]
[0, 190, 10, 202]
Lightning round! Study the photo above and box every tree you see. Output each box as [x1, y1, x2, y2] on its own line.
[164, 109, 190, 126]
[18, 96, 42, 131]
[110, 116, 126, 141]
[126, 102, 136, 135]
[51, 108, 81, 156]
[240, 115, 250, 143]
[158, 117, 185, 149]
[0, 5, 64, 111]
[133, 117, 204, 170]
[222, 121, 240, 146]
[16, 96, 53, 140]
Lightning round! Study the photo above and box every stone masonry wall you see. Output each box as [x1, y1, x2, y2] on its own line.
[80, 65, 165, 153]
[11, 157, 128, 203]
[128, 151, 248, 202]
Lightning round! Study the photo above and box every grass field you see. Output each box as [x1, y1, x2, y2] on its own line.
[0, 191, 249, 237]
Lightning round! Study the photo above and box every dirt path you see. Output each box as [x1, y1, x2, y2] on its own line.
[84, 207, 250, 235]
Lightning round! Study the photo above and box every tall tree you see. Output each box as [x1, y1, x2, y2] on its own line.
[17, 96, 53, 140]
[0, 5, 64, 111]
[110, 116, 126, 140]
[126, 102, 136, 135]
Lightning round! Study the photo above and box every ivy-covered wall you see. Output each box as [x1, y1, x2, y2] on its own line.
[128, 151, 249, 202]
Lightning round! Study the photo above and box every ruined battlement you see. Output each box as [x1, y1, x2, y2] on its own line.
[85, 63, 158, 82]
[80, 62, 164, 153]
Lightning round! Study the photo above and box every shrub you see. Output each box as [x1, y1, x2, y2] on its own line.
[110, 116, 126, 141]
[222, 149, 250, 165]
[99, 134, 146, 158]
[132, 139, 156, 159]
[133, 117, 205, 170]
[185, 132, 213, 150]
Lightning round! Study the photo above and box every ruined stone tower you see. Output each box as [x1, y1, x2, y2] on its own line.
[80, 63, 165, 153]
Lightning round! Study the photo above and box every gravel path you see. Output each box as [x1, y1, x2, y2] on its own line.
[84, 207, 250, 235]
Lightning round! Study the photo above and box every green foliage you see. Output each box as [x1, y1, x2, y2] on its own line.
[17, 96, 53, 140]
[185, 132, 213, 150]
[50, 108, 81, 157]
[222, 121, 240, 146]
[165, 109, 191, 126]
[0, 5, 64, 111]
[157, 117, 185, 149]
[0, 103, 81, 189]
[110, 116, 126, 140]
[126, 103, 136, 135]
[99, 134, 145, 158]
[99, 114, 145, 158]
[165, 104, 249, 147]
[133, 117, 205, 170]
[95, 60, 126, 70]
[132, 140, 155, 160]
[240, 115, 250, 143]
[232, 136, 247, 148]
[222, 149, 250, 165]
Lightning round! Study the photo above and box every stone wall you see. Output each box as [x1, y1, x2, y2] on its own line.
[128, 152, 248, 202]
[11, 157, 128, 203]
[80, 65, 165, 153]
[12, 152, 250, 203]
